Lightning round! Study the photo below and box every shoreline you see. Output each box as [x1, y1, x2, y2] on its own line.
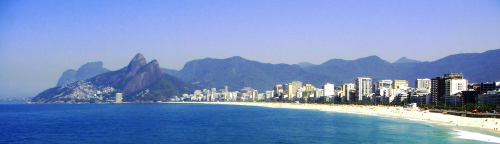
[187, 102, 500, 133]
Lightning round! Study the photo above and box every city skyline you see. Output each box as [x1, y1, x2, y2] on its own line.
[1, 0, 499, 98]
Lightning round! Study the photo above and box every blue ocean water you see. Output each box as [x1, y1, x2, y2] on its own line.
[1, 103, 500, 143]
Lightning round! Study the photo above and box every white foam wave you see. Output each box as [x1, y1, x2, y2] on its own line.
[453, 129, 500, 143]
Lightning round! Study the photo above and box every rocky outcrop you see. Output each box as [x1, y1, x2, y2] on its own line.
[56, 61, 110, 86]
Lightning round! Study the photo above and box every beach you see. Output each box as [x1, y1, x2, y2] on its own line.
[196, 102, 500, 132]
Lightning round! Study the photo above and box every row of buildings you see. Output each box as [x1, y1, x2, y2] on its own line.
[171, 72, 500, 106]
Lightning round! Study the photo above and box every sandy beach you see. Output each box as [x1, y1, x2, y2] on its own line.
[189, 102, 500, 132]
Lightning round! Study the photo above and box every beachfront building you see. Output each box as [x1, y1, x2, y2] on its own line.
[481, 82, 498, 92]
[431, 72, 465, 104]
[287, 81, 302, 101]
[224, 86, 228, 100]
[445, 78, 468, 97]
[375, 80, 392, 102]
[265, 90, 274, 100]
[323, 83, 335, 97]
[462, 90, 479, 104]
[356, 77, 372, 102]
[303, 84, 316, 102]
[115, 93, 122, 103]
[257, 93, 264, 101]
[274, 85, 283, 99]
[445, 93, 462, 106]
[376, 80, 392, 90]
[416, 78, 432, 94]
[478, 93, 500, 106]
[393, 80, 409, 89]
[342, 83, 355, 102]
[416, 78, 432, 89]
[296, 87, 304, 101]
[252, 90, 258, 101]
[314, 88, 324, 103]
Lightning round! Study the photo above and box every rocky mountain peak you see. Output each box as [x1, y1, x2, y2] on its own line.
[127, 53, 147, 70]
[126, 53, 148, 77]
[143, 60, 163, 76]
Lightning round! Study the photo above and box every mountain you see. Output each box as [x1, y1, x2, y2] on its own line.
[304, 55, 395, 85]
[297, 62, 315, 68]
[31, 54, 197, 103]
[393, 49, 500, 85]
[175, 49, 500, 90]
[394, 57, 421, 63]
[174, 56, 331, 92]
[306, 49, 500, 86]
[56, 61, 110, 86]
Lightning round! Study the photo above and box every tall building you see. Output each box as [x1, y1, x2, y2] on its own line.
[431, 72, 465, 104]
[265, 90, 274, 100]
[115, 93, 123, 103]
[375, 80, 392, 97]
[481, 82, 497, 92]
[303, 84, 316, 101]
[225, 86, 228, 100]
[355, 77, 372, 101]
[287, 81, 302, 101]
[445, 79, 468, 96]
[323, 83, 335, 96]
[211, 88, 216, 101]
[376, 80, 392, 90]
[416, 79, 432, 89]
[274, 84, 283, 98]
[252, 90, 258, 101]
[392, 80, 409, 89]
[342, 83, 355, 101]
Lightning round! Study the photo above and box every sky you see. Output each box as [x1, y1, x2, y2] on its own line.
[0, 0, 499, 98]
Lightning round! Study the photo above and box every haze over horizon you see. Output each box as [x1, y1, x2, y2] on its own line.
[1, 0, 499, 98]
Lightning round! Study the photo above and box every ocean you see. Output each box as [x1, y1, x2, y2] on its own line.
[1, 103, 500, 143]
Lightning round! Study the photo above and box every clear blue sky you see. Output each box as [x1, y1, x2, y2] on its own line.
[1, 0, 499, 98]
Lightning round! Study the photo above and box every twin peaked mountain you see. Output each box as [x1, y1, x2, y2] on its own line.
[31, 54, 196, 103]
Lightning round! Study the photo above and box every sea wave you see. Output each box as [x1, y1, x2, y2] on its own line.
[453, 129, 500, 143]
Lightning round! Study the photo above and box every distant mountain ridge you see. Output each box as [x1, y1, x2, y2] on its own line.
[32, 54, 197, 103]
[56, 61, 110, 86]
[174, 49, 500, 91]
[174, 56, 330, 92]
[394, 57, 421, 63]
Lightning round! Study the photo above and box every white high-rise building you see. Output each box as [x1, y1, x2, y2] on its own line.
[115, 93, 123, 103]
[376, 80, 392, 90]
[356, 77, 372, 101]
[265, 90, 274, 100]
[416, 79, 432, 89]
[252, 90, 258, 101]
[323, 83, 335, 96]
[445, 78, 468, 96]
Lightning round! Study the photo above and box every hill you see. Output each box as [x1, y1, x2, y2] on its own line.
[174, 56, 331, 92]
[31, 54, 197, 103]
[306, 49, 500, 86]
[175, 49, 500, 90]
